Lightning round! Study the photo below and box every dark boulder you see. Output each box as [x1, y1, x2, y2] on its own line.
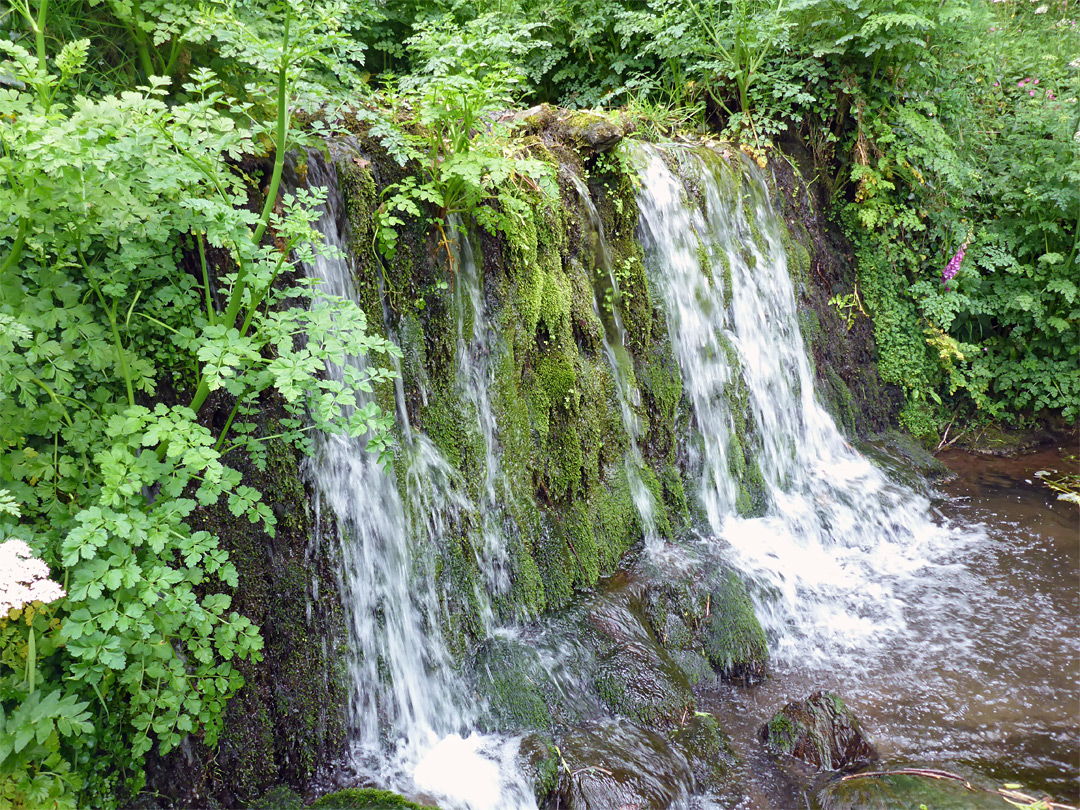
[759, 691, 876, 770]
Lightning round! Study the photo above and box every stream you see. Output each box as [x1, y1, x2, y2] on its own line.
[709, 446, 1080, 808]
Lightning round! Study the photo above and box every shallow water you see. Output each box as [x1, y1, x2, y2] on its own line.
[709, 446, 1080, 808]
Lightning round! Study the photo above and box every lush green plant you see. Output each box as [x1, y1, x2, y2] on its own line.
[370, 13, 557, 275]
[0, 9, 398, 806]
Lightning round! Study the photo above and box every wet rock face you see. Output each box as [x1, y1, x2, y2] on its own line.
[643, 568, 769, 684]
[759, 691, 877, 771]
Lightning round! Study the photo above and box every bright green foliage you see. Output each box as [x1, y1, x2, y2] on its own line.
[369, 15, 558, 273]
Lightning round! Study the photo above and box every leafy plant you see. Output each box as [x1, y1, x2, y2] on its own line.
[0, 9, 398, 806]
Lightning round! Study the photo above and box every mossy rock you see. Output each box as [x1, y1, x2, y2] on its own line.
[671, 713, 739, 795]
[860, 430, 955, 487]
[251, 785, 304, 810]
[554, 110, 626, 153]
[553, 720, 693, 810]
[308, 788, 430, 809]
[470, 636, 553, 732]
[593, 645, 693, 728]
[518, 733, 561, 806]
[703, 572, 769, 681]
[760, 691, 876, 771]
[817, 771, 1021, 810]
[639, 564, 768, 683]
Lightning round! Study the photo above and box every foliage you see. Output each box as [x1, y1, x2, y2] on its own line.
[0, 8, 397, 807]
[368, 14, 557, 277]
[1, 0, 1077, 803]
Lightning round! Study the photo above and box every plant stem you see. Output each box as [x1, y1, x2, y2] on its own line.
[131, 0, 157, 79]
[0, 219, 28, 275]
[196, 233, 217, 326]
[251, 9, 292, 247]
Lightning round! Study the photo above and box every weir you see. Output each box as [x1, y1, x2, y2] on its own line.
[290, 141, 1031, 808]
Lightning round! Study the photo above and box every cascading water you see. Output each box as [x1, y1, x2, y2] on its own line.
[450, 223, 513, 609]
[297, 148, 535, 810]
[289, 138, 1070, 808]
[632, 143, 967, 668]
[569, 174, 661, 548]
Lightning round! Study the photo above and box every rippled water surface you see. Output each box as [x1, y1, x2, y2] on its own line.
[710, 446, 1080, 808]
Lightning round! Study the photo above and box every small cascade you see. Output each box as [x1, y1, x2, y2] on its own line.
[633, 143, 965, 668]
[450, 222, 512, 610]
[296, 149, 535, 810]
[569, 174, 661, 548]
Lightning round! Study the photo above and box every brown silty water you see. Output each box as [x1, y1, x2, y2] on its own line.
[708, 445, 1079, 808]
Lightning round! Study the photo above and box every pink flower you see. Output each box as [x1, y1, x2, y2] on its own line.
[994, 81, 1000, 87]
[0, 539, 65, 615]
[942, 240, 969, 286]
[1033, 78, 1039, 84]
[1018, 80, 1026, 87]
[1029, 90, 1036, 96]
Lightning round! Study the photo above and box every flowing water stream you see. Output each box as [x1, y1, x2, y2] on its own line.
[295, 142, 1077, 808]
[297, 149, 535, 810]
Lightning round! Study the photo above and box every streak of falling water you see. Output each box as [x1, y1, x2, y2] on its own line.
[295, 148, 536, 810]
[568, 174, 661, 549]
[632, 143, 974, 671]
[450, 220, 512, 612]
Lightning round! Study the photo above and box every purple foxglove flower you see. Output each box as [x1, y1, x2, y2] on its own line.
[942, 241, 968, 285]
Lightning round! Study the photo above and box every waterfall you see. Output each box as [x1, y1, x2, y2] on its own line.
[293, 137, 972, 807]
[296, 148, 535, 810]
[569, 174, 661, 549]
[633, 143, 962, 668]
[450, 223, 512, 611]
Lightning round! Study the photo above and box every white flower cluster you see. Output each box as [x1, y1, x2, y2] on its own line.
[1, 539, 65, 615]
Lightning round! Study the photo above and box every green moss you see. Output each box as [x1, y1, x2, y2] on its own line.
[339, 161, 387, 328]
[251, 785, 304, 810]
[766, 715, 797, 752]
[519, 734, 560, 806]
[704, 571, 769, 680]
[672, 713, 737, 792]
[590, 465, 637, 574]
[472, 637, 553, 732]
[593, 645, 693, 728]
[659, 465, 689, 530]
[825, 367, 857, 436]
[309, 788, 428, 809]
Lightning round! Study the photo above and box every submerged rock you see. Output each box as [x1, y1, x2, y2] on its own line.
[702, 573, 769, 681]
[760, 691, 877, 770]
[593, 644, 693, 728]
[554, 720, 694, 810]
[671, 712, 739, 794]
[471, 635, 554, 731]
[643, 567, 769, 683]
[518, 733, 562, 806]
[817, 769, 1021, 810]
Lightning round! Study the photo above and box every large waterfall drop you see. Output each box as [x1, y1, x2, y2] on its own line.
[632, 143, 966, 668]
[297, 149, 535, 810]
[287, 140, 1073, 808]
